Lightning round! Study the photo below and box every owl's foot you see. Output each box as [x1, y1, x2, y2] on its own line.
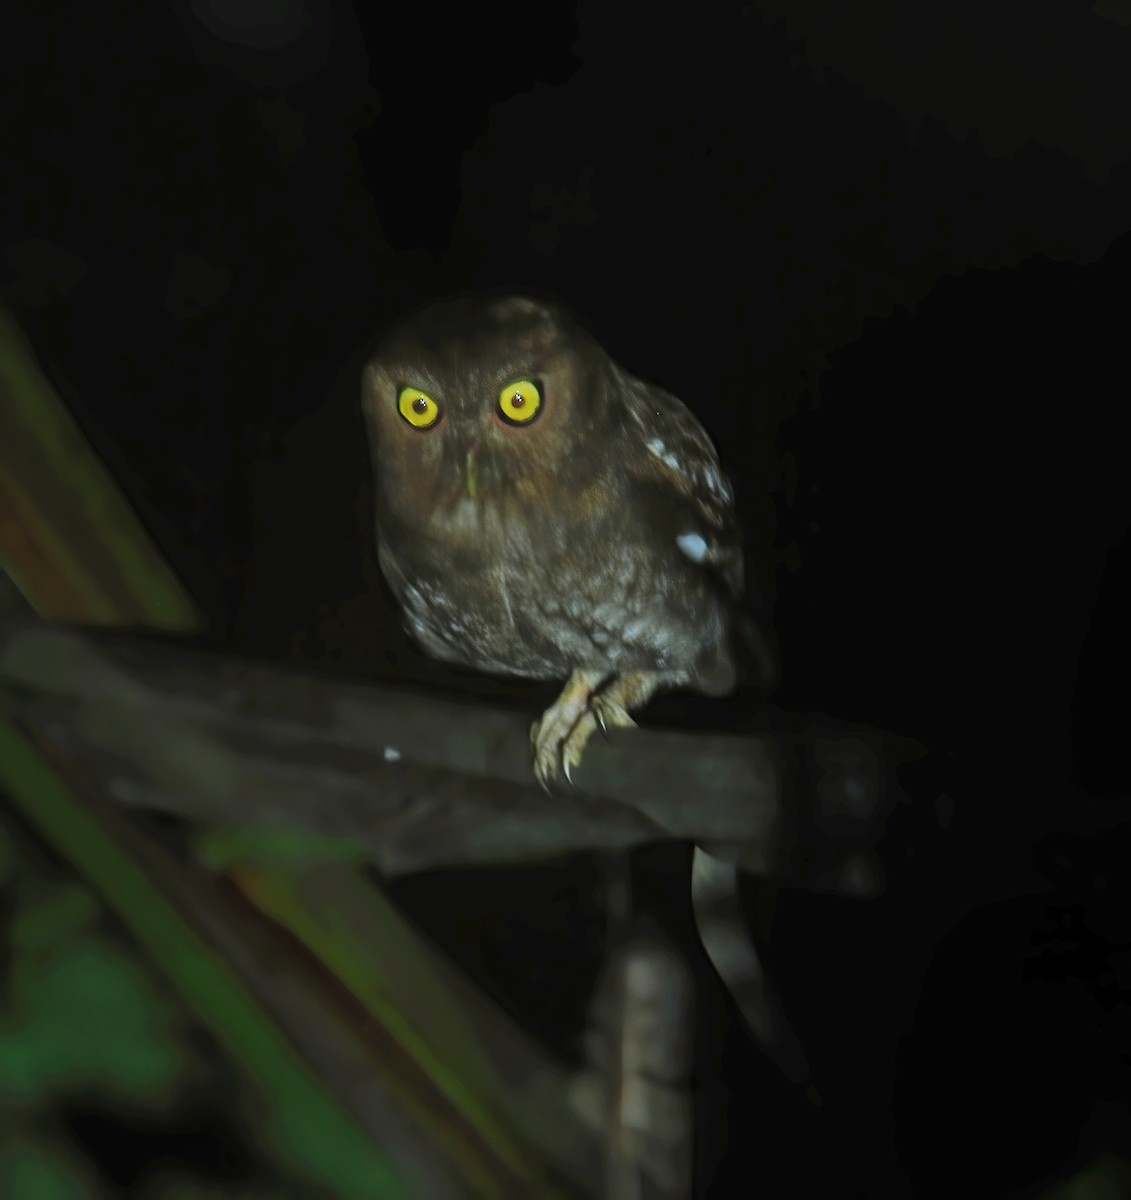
[560, 694, 637, 782]
[530, 670, 667, 789]
[530, 669, 606, 790]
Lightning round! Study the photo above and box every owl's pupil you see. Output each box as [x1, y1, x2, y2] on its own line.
[412, 397, 428, 414]
[511, 392, 525, 407]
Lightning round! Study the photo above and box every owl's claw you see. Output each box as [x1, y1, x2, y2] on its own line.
[532, 716, 586, 790]
[530, 721, 557, 793]
[561, 711, 603, 780]
[589, 695, 637, 737]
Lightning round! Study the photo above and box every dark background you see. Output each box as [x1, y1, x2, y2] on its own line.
[2, 1, 1129, 1195]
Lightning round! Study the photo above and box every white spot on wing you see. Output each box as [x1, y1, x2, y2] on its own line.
[677, 532, 709, 563]
[383, 746, 401, 762]
[646, 437, 682, 472]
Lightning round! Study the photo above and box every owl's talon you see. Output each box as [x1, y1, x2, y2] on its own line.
[589, 696, 637, 736]
[562, 756, 573, 786]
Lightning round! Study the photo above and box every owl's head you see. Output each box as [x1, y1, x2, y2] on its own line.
[361, 294, 609, 521]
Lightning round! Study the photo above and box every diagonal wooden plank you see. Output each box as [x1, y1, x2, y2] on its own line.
[0, 308, 199, 630]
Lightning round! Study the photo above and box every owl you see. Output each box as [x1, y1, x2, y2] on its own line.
[361, 294, 768, 788]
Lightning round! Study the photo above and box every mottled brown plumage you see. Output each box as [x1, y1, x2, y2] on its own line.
[361, 294, 755, 786]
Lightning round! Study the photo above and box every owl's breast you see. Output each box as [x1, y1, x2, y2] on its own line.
[375, 507, 582, 679]
[376, 487, 732, 687]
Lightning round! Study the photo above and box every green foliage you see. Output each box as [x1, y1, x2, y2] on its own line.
[0, 727, 406, 1199]
[193, 827, 368, 871]
[0, 1139, 99, 1200]
[0, 927, 185, 1108]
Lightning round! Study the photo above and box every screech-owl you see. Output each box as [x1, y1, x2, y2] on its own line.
[361, 294, 769, 787]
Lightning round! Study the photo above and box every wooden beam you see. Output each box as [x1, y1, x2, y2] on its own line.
[0, 614, 899, 887]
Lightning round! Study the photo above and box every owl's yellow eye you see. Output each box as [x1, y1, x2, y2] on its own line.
[497, 379, 542, 425]
[398, 386, 440, 429]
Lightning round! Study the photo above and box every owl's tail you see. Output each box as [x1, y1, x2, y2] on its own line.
[692, 847, 817, 1095]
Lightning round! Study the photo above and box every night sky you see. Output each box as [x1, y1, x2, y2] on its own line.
[3, 1, 1129, 1195]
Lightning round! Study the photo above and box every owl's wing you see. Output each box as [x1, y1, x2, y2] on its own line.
[619, 368, 778, 687]
[618, 368, 744, 598]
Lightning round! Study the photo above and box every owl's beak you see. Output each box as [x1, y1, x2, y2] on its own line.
[463, 447, 479, 499]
